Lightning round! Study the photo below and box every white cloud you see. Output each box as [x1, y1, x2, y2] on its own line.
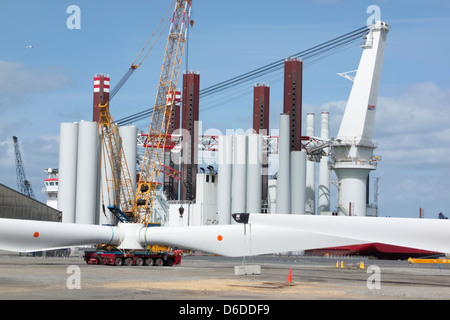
[0, 138, 14, 170]
[374, 82, 450, 167]
[0, 60, 71, 112]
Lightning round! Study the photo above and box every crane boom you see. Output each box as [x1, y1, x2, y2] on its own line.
[98, 103, 136, 221]
[134, 0, 192, 224]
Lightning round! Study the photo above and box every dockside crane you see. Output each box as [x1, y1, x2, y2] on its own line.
[12, 136, 35, 199]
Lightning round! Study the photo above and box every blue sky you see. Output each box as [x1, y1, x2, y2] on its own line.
[0, 0, 449, 218]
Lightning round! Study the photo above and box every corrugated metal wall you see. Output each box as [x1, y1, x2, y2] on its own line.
[0, 184, 60, 222]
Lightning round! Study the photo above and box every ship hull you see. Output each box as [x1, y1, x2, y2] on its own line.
[305, 243, 442, 260]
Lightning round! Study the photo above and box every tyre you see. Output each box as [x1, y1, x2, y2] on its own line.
[136, 257, 144, 266]
[114, 258, 123, 266]
[124, 258, 133, 266]
[155, 258, 164, 266]
[145, 258, 154, 266]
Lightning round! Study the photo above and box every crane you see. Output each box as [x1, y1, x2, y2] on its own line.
[97, 1, 191, 224]
[12, 136, 36, 199]
[97, 103, 136, 222]
[330, 21, 390, 216]
[133, 0, 192, 224]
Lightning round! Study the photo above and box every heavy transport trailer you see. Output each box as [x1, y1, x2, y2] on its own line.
[84, 249, 183, 267]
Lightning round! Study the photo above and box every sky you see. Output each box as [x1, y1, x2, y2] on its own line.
[0, 0, 449, 219]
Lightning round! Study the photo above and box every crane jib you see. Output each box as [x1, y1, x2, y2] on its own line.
[133, 0, 192, 224]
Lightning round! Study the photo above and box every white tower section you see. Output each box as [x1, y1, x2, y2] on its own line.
[305, 113, 315, 214]
[331, 21, 389, 216]
[317, 112, 330, 215]
[276, 114, 291, 214]
[217, 135, 232, 224]
[231, 134, 247, 215]
[246, 133, 263, 213]
[58, 122, 79, 224]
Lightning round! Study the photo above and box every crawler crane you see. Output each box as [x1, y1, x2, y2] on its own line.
[85, 0, 192, 266]
[132, 0, 192, 225]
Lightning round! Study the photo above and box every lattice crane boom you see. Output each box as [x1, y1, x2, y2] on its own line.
[134, 0, 192, 224]
[12, 136, 35, 199]
[98, 103, 136, 222]
[95, 1, 190, 224]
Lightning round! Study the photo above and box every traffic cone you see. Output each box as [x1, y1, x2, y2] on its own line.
[287, 268, 292, 283]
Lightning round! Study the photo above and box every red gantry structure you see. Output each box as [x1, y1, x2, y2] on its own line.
[283, 57, 303, 152]
[180, 71, 200, 201]
[253, 83, 270, 206]
[164, 90, 181, 200]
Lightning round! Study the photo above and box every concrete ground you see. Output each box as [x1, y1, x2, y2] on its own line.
[0, 253, 449, 300]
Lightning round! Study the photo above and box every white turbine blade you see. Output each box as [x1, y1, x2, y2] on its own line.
[144, 214, 450, 257]
[144, 224, 370, 257]
[0, 218, 119, 253]
[248, 214, 450, 254]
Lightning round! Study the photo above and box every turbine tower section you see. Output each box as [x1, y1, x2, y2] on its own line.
[283, 57, 303, 152]
[253, 83, 270, 136]
[180, 71, 199, 201]
[331, 21, 390, 216]
[164, 90, 181, 200]
[253, 83, 270, 205]
[318, 112, 330, 215]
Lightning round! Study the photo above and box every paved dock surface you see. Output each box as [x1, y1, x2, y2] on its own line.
[0, 254, 449, 300]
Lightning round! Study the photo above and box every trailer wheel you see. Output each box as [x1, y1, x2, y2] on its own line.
[124, 258, 133, 266]
[155, 258, 164, 266]
[136, 257, 144, 266]
[145, 258, 154, 266]
[114, 258, 123, 266]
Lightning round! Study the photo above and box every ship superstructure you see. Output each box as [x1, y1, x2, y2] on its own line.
[43, 168, 58, 210]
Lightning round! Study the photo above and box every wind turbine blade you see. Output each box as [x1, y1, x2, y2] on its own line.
[248, 214, 450, 254]
[0, 218, 119, 252]
[143, 223, 370, 257]
[144, 214, 450, 257]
